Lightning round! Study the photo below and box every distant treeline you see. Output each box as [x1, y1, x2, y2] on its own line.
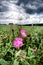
[0, 23, 43, 26]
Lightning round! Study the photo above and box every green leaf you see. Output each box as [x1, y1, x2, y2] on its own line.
[33, 59, 37, 65]
[15, 50, 21, 58]
[28, 47, 33, 56]
[29, 56, 35, 60]
[21, 60, 30, 65]
[0, 59, 9, 65]
[20, 50, 27, 58]
[13, 60, 19, 65]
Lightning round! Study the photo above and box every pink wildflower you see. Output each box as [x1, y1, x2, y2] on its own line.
[33, 49, 37, 53]
[15, 37, 23, 42]
[41, 50, 43, 53]
[20, 29, 27, 37]
[13, 37, 23, 49]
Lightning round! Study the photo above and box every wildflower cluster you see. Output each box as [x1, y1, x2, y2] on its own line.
[13, 29, 27, 49]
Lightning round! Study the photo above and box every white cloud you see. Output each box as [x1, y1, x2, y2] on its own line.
[0, 0, 43, 24]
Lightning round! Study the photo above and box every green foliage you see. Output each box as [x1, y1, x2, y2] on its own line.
[21, 60, 30, 65]
[13, 60, 19, 65]
[0, 59, 10, 65]
[0, 25, 43, 65]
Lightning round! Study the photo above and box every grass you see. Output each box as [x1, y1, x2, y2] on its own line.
[0, 24, 43, 65]
[0, 24, 43, 35]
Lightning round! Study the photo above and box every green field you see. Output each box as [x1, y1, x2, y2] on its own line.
[0, 25, 43, 35]
[0, 25, 43, 65]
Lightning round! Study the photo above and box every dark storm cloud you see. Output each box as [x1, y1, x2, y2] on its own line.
[17, 0, 29, 5]
[37, 7, 43, 13]
[17, 0, 43, 14]
[0, 5, 8, 12]
[25, 8, 36, 14]
[17, 0, 43, 5]
[0, 0, 43, 14]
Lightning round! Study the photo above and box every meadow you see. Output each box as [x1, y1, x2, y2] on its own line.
[0, 24, 43, 65]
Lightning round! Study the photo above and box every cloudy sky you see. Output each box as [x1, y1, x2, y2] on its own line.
[0, 0, 43, 24]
